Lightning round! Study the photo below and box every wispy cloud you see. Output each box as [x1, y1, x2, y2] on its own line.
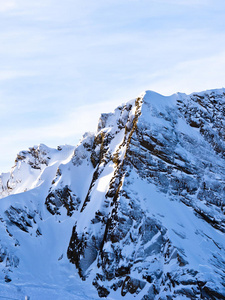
[0, 70, 35, 80]
[1, 0, 225, 172]
[147, 51, 225, 95]
[0, 0, 16, 12]
[0, 99, 124, 171]
[152, 0, 211, 5]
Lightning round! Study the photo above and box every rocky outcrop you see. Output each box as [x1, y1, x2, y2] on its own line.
[45, 186, 80, 216]
[0, 144, 75, 199]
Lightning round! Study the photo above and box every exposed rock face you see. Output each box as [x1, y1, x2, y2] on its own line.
[45, 186, 80, 216]
[1, 89, 225, 299]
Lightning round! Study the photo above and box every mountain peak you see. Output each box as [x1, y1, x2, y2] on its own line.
[0, 89, 225, 299]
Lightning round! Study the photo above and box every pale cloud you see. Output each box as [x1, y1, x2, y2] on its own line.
[4, 99, 124, 143]
[0, 99, 124, 172]
[1, 0, 225, 172]
[147, 51, 225, 95]
[151, 0, 211, 5]
[0, 0, 16, 12]
[0, 70, 35, 80]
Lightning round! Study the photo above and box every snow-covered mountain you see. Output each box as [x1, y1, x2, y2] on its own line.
[1, 89, 225, 299]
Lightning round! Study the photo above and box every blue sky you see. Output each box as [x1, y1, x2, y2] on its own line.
[1, 0, 225, 172]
